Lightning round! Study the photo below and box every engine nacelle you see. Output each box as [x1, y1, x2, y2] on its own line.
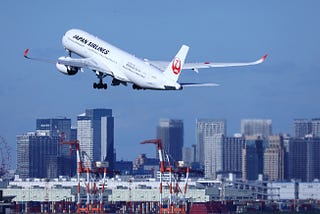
[56, 62, 78, 75]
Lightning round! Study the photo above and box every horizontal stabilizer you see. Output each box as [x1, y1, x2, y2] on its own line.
[180, 83, 219, 87]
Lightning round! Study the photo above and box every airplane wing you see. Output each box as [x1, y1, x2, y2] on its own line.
[149, 54, 268, 73]
[24, 48, 107, 73]
[57, 56, 102, 71]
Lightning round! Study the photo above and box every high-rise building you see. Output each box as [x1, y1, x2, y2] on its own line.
[16, 132, 59, 179]
[288, 137, 320, 181]
[242, 136, 265, 181]
[196, 119, 226, 166]
[241, 119, 272, 138]
[77, 109, 114, 169]
[311, 118, 320, 137]
[36, 118, 76, 177]
[264, 135, 285, 181]
[156, 119, 183, 162]
[294, 119, 312, 138]
[282, 134, 291, 180]
[36, 118, 72, 140]
[204, 134, 223, 179]
[182, 147, 194, 165]
[223, 134, 245, 177]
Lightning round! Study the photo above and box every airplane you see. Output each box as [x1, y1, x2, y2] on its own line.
[24, 29, 267, 90]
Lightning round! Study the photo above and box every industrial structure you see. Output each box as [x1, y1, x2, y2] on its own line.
[141, 139, 189, 214]
[60, 139, 107, 213]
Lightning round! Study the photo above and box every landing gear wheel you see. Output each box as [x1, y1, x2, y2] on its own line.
[93, 82, 107, 89]
[93, 71, 108, 90]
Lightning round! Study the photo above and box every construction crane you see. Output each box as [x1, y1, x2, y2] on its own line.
[60, 139, 107, 213]
[141, 139, 189, 214]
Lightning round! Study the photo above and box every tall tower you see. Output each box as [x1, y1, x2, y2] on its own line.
[36, 118, 76, 176]
[311, 118, 320, 137]
[242, 136, 265, 181]
[263, 135, 285, 181]
[294, 119, 312, 138]
[16, 133, 59, 179]
[241, 119, 272, 138]
[204, 134, 224, 179]
[288, 137, 320, 181]
[196, 119, 226, 179]
[77, 109, 114, 169]
[36, 118, 72, 140]
[196, 119, 226, 166]
[156, 119, 184, 162]
[223, 134, 245, 177]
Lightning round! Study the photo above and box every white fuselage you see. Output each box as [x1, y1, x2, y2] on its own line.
[62, 29, 181, 90]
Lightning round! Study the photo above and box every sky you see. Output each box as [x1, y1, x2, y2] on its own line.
[1, 0, 320, 168]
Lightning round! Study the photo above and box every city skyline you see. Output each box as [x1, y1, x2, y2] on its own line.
[14, 113, 320, 182]
[1, 1, 320, 169]
[12, 111, 320, 167]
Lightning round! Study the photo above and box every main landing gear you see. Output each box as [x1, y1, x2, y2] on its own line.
[93, 71, 108, 89]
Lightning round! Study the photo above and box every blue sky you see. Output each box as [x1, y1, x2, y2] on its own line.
[1, 1, 320, 168]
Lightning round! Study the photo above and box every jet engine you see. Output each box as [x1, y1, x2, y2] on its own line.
[56, 63, 78, 75]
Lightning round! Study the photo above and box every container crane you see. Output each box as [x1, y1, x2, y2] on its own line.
[60, 139, 107, 213]
[140, 139, 189, 214]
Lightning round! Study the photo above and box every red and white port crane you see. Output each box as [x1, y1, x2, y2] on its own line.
[140, 139, 189, 214]
[60, 139, 107, 213]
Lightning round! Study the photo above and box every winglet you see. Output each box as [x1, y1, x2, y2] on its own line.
[253, 54, 268, 65]
[261, 54, 268, 62]
[24, 48, 30, 59]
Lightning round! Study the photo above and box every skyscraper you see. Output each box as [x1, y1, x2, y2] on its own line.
[204, 133, 224, 179]
[242, 136, 265, 181]
[77, 109, 114, 169]
[223, 134, 245, 176]
[263, 135, 285, 181]
[182, 147, 194, 165]
[196, 119, 226, 166]
[241, 119, 272, 138]
[294, 119, 312, 138]
[156, 119, 184, 162]
[36, 118, 72, 140]
[311, 118, 320, 137]
[288, 136, 320, 181]
[36, 118, 75, 177]
[16, 132, 59, 179]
